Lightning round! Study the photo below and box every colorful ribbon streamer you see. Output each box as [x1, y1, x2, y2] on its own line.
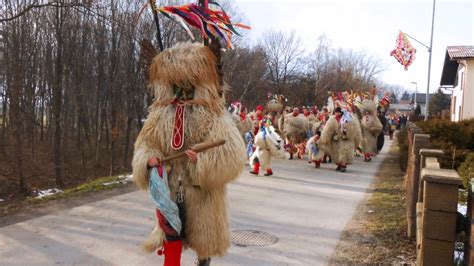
[156, 2, 250, 49]
[390, 31, 416, 70]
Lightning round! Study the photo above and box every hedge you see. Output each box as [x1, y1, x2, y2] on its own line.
[416, 118, 474, 171]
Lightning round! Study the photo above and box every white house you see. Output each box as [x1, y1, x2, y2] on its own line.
[440, 46, 474, 121]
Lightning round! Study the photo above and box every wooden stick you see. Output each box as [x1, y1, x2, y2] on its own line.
[161, 139, 225, 162]
[199, 0, 209, 46]
[149, 0, 164, 52]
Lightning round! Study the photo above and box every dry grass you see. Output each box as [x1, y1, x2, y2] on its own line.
[0, 174, 132, 217]
[329, 142, 416, 265]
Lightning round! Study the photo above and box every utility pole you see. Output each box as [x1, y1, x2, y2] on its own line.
[403, 0, 436, 120]
[425, 0, 436, 120]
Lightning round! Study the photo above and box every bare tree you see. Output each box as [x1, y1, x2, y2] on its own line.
[223, 45, 267, 106]
[307, 35, 386, 105]
[380, 83, 406, 104]
[261, 30, 304, 94]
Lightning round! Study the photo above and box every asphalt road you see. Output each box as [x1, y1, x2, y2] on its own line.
[0, 138, 392, 266]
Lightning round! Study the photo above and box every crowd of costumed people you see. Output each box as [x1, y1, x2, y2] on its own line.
[228, 87, 393, 174]
[130, 0, 399, 265]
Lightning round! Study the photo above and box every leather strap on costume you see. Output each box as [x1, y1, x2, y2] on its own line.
[171, 99, 186, 150]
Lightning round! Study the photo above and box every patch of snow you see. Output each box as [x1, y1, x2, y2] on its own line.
[102, 180, 128, 186]
[458, 204, 467, 216]
[121, 174, 133, 182]
[102, 181, 121, 186]
[0, 199, 4, 202]
[102, 175, 133, 186]
[368, 209, 375, 214]
[34, 188, 63, 199]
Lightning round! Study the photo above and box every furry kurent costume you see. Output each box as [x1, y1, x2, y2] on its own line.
[279, 109, 310, 159]
[316, 107, 362, 172]
[360, 99, 383, 162]
[229, 101, 253, 158]
[132, 42, 246, 265]
[266, 94, 287, 132]
[229, 101, 253, 137]
[249, 121, 283, 176]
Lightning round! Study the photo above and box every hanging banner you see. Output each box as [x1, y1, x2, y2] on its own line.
[390, 31, 416, 70]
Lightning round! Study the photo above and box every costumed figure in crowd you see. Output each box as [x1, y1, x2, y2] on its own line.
[311, 106, 320, 120]
[266, 93, 287, 133]
[296, 142, 306, 159]
[388, 115, 396, 140]
[229, 101, 253, 137]
[360, 99, 383, 162]
[249, 119, 283, 176]
[317, 105, 362, 172]
[244, 131, 254, 159]
[376, 106, 387, 152]
[303, 105, 320, 139]
[249, 105, 265, 136]
[376, 93, 391, 152]
[279, 107, 310, 160]
[132, 2, 250, 265]
[315, 107, 331, 163]
[306, 130, 322, 168]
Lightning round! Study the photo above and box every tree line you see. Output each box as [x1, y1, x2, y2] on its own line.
[0, 0, 393, 198]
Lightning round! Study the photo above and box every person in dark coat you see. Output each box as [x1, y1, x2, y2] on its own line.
[377, 106, 387, 153]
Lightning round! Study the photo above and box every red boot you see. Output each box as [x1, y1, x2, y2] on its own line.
[314, 160, 321, 168]
[264, 169, 273, 176]
[162, 239, 182, 266]
[364, 153, 372, 162]
[250, 162, 260, 175]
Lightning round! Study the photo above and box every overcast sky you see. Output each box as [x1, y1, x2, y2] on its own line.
[234, 0, 473, 94]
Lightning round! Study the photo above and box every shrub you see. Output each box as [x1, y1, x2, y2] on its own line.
[458, 153, 474, 188]
[416, 119, 474, 170]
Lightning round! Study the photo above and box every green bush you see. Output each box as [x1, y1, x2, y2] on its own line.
[416, 119, 474, 170]
[458, 153, 474, 188]
[397, 127, 409, 171]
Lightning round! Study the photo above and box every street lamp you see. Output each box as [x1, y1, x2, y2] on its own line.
[403, 0, 436, 120]
[411, 82, 417, 109]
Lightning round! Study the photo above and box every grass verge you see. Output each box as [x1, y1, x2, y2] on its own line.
[0, 174, 133, 217]
[329, 142, 416, 264]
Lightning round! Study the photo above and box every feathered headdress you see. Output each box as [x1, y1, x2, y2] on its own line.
[142, 1, 250, 49]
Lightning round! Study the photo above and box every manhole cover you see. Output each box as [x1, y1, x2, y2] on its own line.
[231, 230, 278, 247]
